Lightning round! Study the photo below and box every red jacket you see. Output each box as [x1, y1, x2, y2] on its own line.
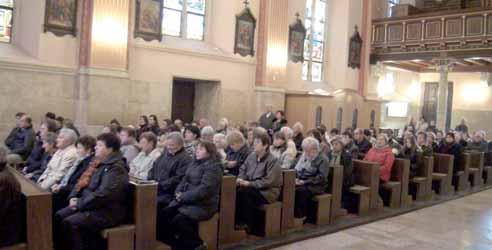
[364, 146, 395, 182]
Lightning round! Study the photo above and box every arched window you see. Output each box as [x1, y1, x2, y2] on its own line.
[315, 106, 322, 127]
[163, 0, 206, 40]
[352, 109, 358, 129]
[336, 108, 343, 131]
[0, 0, 13, 43]
[370, 110, 376, 128]
[302, 0, 326, 82]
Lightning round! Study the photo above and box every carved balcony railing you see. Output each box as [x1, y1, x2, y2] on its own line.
[371, 8, 492, 61]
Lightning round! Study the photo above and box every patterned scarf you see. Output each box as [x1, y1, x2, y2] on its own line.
[75, 158, 101, 193]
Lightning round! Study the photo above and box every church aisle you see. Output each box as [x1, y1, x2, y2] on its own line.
[274, 189, 492, 250]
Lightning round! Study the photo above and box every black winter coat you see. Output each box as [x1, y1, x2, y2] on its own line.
[148, 148, 192, 205]
[24, 139, 45, 174]
[438, 142, 464, 174]
[69, 152, 129, 225]
[354, 138, 372, 155]
[225, 145, 251, 176]
[170, 158, 223, 221]
[5, 126, 35, 160]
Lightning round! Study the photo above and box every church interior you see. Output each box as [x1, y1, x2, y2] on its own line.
[1, 0, 492, 250]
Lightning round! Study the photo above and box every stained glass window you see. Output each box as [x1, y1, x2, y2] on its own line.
[303, 0, 326, 82]
[0, 0, 13, 43]
[163, 0, 206, 40]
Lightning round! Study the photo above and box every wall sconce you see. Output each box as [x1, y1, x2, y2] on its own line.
[267, 46, 288, 69]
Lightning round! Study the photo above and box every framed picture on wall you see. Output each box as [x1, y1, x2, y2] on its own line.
[135, 0, 163, 42]
[288, 14, 306, 63]
[234, 2, 256, 57]
[44, 0, 78, 37]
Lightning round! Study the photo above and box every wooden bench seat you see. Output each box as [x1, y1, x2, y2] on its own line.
[8, 167, 52, 250]
[199, 213, 219, 250]
[381, 181, 401, 209]
[349, 185, 371, 216]
[410, 177, 427, 201]
[432, 154, 454, 196]
[468, 152, 485, 188]
[218, 176, 247, 247]
[101, 225, 136, 250]
[352, 160, 383, 214]
[254, 202, 282, 237]
[311, 193, 332, 226]
[483, 166, 492, 186]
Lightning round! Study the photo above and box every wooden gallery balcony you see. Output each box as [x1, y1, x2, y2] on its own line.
[371, 8, 492, 72]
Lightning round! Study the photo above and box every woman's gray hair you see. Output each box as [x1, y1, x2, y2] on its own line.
[280, 126, 294, 140]
[213, 133, 227, 149]
[292, 122, 304, 132]
[44, 132, 58, 145]
[201, 126, 215, 138]
[166, 132, 185, 146]
[59, 128, 78, 145]
[302, 137, 320, 151]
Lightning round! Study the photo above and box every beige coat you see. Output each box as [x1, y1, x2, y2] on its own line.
[38, 145, 78, 190]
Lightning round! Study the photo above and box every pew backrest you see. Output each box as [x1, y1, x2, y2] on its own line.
[7, 167, 52, 250]
[129, 177, 158, 250]
[433, 154, 454, 175]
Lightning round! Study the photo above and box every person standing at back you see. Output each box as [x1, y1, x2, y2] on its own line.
[258, 105, 276, 131]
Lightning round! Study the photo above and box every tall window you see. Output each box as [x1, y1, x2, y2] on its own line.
[388, 0, 399, 17]
[162, 0, 206, 40]
[0, 0, 13, 43]
[303, 0, 326, 82]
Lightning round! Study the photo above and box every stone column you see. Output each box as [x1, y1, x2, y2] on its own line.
[435, 58, 453, 131]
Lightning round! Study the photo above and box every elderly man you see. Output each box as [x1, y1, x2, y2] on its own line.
[119, 127, 140, 164]
[467, 131, 488, 153]
[293, 137, 329, 219]
[235, 132, 282, 232]
[5, 114, 36, 164]
[455, 118, 468, 134]
[353, 128, 372, 155]
[37, 128, 78, 190]
[149, 132, 192, 209]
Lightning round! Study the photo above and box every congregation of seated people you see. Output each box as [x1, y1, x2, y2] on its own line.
[2, 110, 492, 250]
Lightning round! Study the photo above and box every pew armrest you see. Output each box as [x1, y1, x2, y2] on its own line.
[381, 181, 400, 190]
[432, 173, 447, 180]
[350, 185, 370, 194]
[469, 168, 479, 173]
[313, 193, 332, 202]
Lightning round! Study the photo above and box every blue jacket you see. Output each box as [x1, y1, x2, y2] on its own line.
[5, 126, 35, 160]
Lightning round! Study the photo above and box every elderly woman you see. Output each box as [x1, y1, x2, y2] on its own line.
[364, 134, 395, 183]
[129, 132, 161, 180]
[200, 126, 215, 142]
[270, 132, 296, 169]
[280, 126, 300, 158]
[37, 128, 79, 190]
[0, 148, 23, 248]
[213, 133, 228, 163]
[293, 137, 329, 219]
[328, 138, 354, 209]
[216, 118, 229, 135]
[292, 122, 305, 152]
[55, 133, 129, 250]
[438, 132, 464, 175]
[23, 119, 58, 175]
[25, 132, 58, 182]
[158, 141, 223, 249]
[306, 129, 331, 156]
[235, 132, 282, 232]
[184, 126, 201, 157]
[225, 131, 251, 176]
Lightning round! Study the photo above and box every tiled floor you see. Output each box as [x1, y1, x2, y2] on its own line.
[273, 189, 492, 250]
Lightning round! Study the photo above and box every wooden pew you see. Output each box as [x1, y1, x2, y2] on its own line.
[218, 176, 246, 248]
[381, 158, 411, 209]
[102, 178, 160, 250]
[0, 243, 27, 250]
[483, 152, 492, 186]
[467, 152, 484, 189]
[326, 165, 347, 222]
[453, 153, 471, 192]
[280, 170, 302, 233]
[410, 156, 434, 201]
[432, 154, 454, 196]
[7, 167, 52, 250]
[349, 160, 383, 216]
